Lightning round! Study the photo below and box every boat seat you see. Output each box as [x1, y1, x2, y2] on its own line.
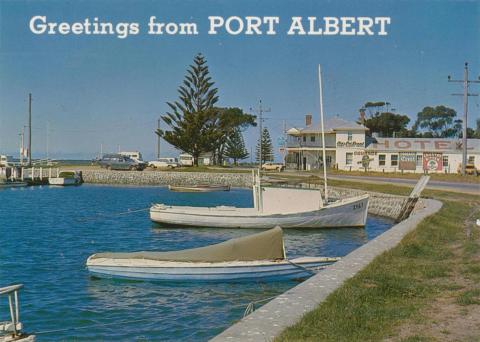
[0, 321, 22, 332]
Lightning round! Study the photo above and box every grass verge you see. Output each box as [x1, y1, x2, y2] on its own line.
[277, 181, 480, 342]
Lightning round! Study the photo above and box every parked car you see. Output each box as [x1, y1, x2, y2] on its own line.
[457, 163, 478, 176]
[97, 154, 146, 171]
[149, 158, 179, 169]
[261, 162, 285, 172]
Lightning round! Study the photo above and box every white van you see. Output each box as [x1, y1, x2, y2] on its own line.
[120, 151, 144, 163]
[179, 153, 194, 166]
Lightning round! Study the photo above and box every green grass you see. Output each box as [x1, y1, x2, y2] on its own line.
[277, 181, 479, 342]
[456, 289, 480, 306]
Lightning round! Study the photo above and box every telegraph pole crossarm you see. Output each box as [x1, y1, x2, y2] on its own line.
[447, 62, 480, 176]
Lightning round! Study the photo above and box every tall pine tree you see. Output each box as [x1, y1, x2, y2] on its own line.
[156, 53, 221, 166]
[224, 129, 249, 165]
[256, 128, 274, 164]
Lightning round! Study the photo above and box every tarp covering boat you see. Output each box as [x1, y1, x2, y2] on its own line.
[90, 227, 286, 262]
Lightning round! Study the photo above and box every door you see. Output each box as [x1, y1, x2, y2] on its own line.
[302, 157, 307, 170]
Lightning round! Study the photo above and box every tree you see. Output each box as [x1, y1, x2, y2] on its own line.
[413, 106, 458, 138]
[256, 128, 274, 164]
[224, 129, 249, 165]
[156, 53, 221, 166]
[363, 112, 410, 137]
[210, 107, 256, 165]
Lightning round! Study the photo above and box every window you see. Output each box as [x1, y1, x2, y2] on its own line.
[310, 135, 315, 142]
[442, 155, 449, 167]
[391, 154, 398, 166]
[347, 131, 353, 142]
[416, 154, 422, 167]
[302, 136, 306, 142]
[379, 154, 386, 166]
[468, 156, 475, 164]
[346, 153, 353, 165]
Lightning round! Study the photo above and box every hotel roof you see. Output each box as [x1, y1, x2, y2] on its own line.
[287, 116, 368, 135]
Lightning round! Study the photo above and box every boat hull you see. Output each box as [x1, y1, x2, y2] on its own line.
[0, 182, 28, 188]
[86, 257, 338, 282]
[48, 177, 80, 186]
[150, 194, 369, 228]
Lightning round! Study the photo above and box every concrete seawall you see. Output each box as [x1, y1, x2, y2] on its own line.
[81, 170, 407, 220]
[211, 198, 443, 341]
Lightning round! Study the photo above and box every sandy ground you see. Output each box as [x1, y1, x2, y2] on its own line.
[385, 206, 480, 342]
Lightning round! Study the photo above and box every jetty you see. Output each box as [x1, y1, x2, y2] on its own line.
[0, 166, 61, 186]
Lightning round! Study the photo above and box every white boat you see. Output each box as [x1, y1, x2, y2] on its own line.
[151, 190, 369, 228]
[48, 170, 82, 186]
[149, 65, 369, 229]
[86, 227, 340, 282]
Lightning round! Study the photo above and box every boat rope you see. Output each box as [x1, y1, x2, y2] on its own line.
[75, 206, 151, 222]
[285, 259, 317, 276]
[243, 295, 278, 317]
[34, 316, 159, 335]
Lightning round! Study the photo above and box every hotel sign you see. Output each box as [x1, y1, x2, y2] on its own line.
[373, 139, 473, 151]
[423, 152, 443, 171]
[399, 152, 416, 170]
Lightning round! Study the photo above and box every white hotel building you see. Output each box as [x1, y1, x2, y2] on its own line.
[284, 114, 480, 173]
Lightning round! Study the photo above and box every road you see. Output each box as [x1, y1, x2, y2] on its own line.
[327, 174, 479, 195]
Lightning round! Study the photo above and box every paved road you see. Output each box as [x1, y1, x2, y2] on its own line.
[327, 174, 480, 195]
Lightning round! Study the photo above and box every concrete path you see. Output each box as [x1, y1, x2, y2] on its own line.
[328, 174, 479, 195]
[211, 199, 443, 342]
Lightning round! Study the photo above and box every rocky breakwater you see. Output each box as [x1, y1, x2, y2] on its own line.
[81, 170, 252, 188]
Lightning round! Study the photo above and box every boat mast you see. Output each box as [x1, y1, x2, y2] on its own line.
[318, 65, 328, 204]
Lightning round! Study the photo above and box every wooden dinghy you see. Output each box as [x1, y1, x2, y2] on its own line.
[168, 184, 230, 192]
[86, 227, 339, 282]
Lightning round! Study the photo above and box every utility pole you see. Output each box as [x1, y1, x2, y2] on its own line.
[157, 118, 161, 159]
[28, 93, 32, 166]
[250, 100, 271, 167]
[18, 129, 24, 166]
[46, 121, 50, 162]
[282, 120, 287, 166]
[448, 62, 479, 175]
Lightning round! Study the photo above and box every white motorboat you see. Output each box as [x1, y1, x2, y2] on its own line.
[149, 65, 369, 229]
[48, 170, 82, 186]
[86, 227, 339, 282]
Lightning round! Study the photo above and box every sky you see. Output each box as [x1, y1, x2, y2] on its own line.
[0, 0, 479, 160]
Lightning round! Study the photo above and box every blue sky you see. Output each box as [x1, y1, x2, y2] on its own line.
[0, 0, 479, 160]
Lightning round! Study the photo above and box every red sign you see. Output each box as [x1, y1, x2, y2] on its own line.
[423, 152, 443, 171]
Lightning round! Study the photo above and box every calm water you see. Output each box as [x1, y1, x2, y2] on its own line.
[0, 185, 393, 341]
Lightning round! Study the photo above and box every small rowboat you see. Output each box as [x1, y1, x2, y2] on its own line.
[168, 184, 230, 192]
[86, 227, 339, 283]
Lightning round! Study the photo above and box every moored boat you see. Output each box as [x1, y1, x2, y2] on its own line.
[168, 184, 230, 192]
[0, 180, 28, 188]
[48, 170, 82, 186]
[86, 227, 339, 282]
